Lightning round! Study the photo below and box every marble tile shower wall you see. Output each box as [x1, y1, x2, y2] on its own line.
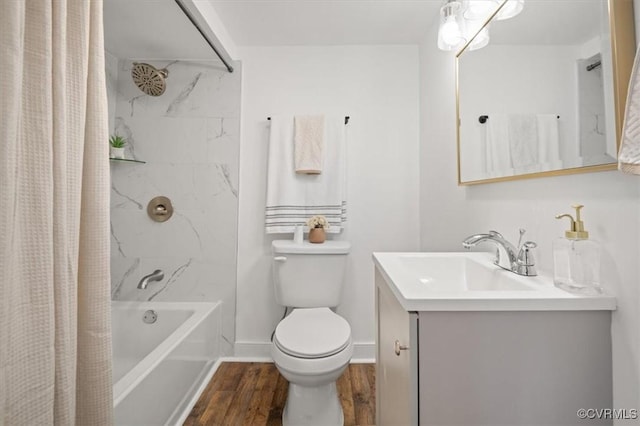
[109, 59, 240, 354]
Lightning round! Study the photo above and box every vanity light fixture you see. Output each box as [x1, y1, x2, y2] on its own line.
[463, 0, 497, 19]
[437, 0, 524, 51]
[463, 12, 491, 51]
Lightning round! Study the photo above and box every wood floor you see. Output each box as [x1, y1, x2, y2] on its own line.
[184, 362, 375, 426]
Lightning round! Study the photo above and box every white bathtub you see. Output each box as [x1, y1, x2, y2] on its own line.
[112, 301, 221, 425]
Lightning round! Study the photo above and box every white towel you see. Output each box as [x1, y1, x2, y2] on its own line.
[619, 45, 640, 174]
[295, 115, 325, 174]
[536, 114, 561, 166]
[508, 114, 538, 169]
[265, 115, 347, 234]
[485, 114, 511, 173]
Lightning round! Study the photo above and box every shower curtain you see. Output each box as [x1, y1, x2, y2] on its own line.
[0, 1, 112, 424]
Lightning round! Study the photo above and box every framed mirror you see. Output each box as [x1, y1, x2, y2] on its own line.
[456, 0, 635, 185]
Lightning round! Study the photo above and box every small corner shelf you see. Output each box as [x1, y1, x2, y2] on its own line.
[109, 157, 146, 164]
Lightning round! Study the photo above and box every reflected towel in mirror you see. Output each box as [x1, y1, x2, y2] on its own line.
[485, 114, 511, 173]
[508, 114, 538, 169]
[536, 114, 561, 167]
[484, 114, 560, 174]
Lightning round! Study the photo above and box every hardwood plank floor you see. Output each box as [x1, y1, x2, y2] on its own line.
[185, 362, 375, 426]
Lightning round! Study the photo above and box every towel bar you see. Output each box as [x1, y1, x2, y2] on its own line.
[267, 116, 350, 125]
[478, 115, 559, 124]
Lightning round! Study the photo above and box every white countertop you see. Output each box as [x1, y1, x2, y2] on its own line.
[373, 252, 617, 312]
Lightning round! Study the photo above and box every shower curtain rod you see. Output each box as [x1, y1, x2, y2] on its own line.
[173, 0, 234, 73]
[267, 116, 350, 125]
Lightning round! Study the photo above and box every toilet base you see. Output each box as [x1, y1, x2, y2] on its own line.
[283, 382, 344, 426]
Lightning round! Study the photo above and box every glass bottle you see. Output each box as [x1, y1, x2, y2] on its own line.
[553, 205, 602, 295]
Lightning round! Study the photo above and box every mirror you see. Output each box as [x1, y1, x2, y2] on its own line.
[456, 0, 635, 185]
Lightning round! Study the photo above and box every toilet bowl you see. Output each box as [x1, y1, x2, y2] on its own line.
[271, 307, 353, 426]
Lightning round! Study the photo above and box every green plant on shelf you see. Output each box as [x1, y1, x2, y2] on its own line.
[109, 134, 126, 148]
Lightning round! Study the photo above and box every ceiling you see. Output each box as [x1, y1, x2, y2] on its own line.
[491, 1, 602, 45]
[103, 0, 443, 60]
[103, 0, 608, 60]
[209, 0, 443, 46]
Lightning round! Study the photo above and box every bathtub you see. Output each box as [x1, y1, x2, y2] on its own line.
[112, 301, 221, 425]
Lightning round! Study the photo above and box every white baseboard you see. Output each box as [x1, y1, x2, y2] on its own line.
[233, 341, 375, 363]
[352, 342, 375, 362]
[233, 341, 272, 359]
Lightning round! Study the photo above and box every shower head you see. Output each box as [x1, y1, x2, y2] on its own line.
[131, 62, 169, 96]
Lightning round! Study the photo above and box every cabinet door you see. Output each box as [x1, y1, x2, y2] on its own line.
[376, 270, 418, 426]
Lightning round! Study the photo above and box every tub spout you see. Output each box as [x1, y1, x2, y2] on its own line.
[138, 269, 164, 290]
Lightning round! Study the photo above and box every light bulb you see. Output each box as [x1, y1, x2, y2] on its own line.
[441, 17, 463, 46]
[437, 0, 465, 51]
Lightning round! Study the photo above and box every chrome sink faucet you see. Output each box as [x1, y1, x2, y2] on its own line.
[137, 269, 164, 289]
[462, 230, 537, 276]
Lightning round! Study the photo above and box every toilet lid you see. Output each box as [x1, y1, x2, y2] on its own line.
[274, 308, 351, 359]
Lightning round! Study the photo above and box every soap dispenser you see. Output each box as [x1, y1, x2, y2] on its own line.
[553, 205, 602, 295]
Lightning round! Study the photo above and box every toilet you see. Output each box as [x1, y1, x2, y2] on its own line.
[271, 240, 353, 426]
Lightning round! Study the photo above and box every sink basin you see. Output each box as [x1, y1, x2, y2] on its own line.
[372, 251, 617, 311]
[399, 254, 534, 292]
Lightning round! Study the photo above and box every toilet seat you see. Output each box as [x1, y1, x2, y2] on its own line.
[274, 308, 351, 359]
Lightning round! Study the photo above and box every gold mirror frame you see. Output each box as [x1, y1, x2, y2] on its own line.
[455, 0, 636, 185]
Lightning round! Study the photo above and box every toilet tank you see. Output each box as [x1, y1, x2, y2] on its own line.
[272, 240, 351, 308]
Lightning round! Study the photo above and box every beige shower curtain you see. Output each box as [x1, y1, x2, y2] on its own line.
[0, 1, 112, 424]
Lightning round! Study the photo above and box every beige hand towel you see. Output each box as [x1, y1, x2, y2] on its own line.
[294, 115, 325, 174]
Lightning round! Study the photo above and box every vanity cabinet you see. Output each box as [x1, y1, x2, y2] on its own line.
[374, 259, 614, 426]
[375, 269, 418, 425]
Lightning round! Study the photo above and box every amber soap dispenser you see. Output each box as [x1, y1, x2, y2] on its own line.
[553, 205, 602, 295]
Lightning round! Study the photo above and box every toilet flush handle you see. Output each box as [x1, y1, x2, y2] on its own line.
[274, 256, 287, 262]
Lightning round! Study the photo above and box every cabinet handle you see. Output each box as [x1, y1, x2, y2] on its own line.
[394, 340, 409, 356]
